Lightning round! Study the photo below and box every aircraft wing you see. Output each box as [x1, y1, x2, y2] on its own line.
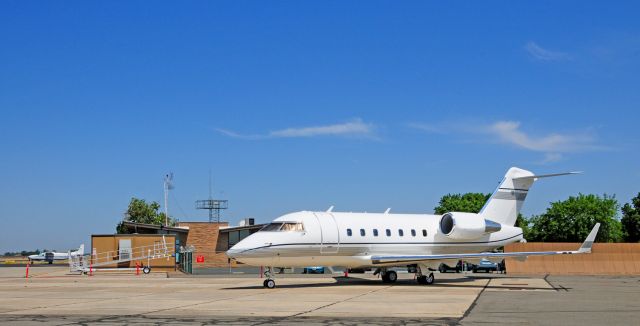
[371, 223, 599, 265]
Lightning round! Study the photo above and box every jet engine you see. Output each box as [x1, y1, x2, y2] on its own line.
[439, 212, 502, 240]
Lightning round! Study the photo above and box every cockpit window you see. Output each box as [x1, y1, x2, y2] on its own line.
[280, 222, 304, 231]
[260, 223, 284, 231]
[260, 222, 304, 232]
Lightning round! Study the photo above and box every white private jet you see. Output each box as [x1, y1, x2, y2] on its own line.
[227, 167, 600, 289]
[28, 245, 84, 264]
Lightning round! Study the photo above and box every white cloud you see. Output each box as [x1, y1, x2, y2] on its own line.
[216, 118, 377, 140]
[540, 153, 564, 164]
[486, 121, 595, 153]
[525, 41, 570, 61]
[411, 120, 602, 163]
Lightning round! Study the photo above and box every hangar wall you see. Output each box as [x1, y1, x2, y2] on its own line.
[505, 243, 640, 275]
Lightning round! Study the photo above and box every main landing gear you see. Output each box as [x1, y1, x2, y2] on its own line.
[416, 272, 435, 285]
[374, 268, 398, 283]
[262, 267, 276, 289]
[416, 266, 435, 285]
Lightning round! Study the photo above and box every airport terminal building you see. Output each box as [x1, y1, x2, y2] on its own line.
[91, 220, 264, 272]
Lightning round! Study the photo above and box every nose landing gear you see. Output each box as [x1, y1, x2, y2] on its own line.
[262, 267, 276, 289]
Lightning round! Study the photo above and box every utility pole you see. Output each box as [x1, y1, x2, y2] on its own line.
[164, 173, 174, 226]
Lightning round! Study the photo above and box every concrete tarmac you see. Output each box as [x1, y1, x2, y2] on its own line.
[0, 267, 637, 325]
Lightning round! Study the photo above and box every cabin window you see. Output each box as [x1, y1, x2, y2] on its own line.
[373, 229, 379, 237]
[360, 229, 366, 236]
[398, 229, 404, 237]
[411, 229, 416, 237]
[386, 229, 391, 236]
[422, 229, 427, 237]
[347, 229, 352, 236]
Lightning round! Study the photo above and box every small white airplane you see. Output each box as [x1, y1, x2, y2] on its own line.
[227, 167, 600, 289]
[28, 245, 84, 264]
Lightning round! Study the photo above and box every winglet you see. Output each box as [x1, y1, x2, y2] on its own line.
[578, 223, 600, 253]
[326, 206, 334, 213]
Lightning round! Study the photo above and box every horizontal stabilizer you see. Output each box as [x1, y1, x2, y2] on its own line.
[512, 171, 582, 180]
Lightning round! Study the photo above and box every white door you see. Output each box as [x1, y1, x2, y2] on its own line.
[119, 239, 132, 261]
[314, 212, 340, 254]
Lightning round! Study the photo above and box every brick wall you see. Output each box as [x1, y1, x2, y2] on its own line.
[505, 242, 640, 275]
[178, 222, 231, 268]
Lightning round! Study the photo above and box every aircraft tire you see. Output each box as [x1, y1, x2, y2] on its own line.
[386, 271, 398, 283]
[425, 273, 435, 285]
[265, 279, 276, 289]
[142, 266, 151, 274]
[381, 273, 389, 283]
[417, 275, 427, 285]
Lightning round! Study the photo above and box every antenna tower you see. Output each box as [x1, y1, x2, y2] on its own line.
[195, 170, 228, 223]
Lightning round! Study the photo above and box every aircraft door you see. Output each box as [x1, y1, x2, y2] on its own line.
[314, 212, 340, 254]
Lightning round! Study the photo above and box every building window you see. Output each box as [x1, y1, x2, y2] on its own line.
[373, 229, 379, 237]
[229, 231, 240, 247]
[398, 229, 404, 237]
[360, 229, 366, 236]
[239, 229, 251, 240]
[347, 229, 352, 236]
[422, 229, 427, 237]
[386, 229, 391, 236]
[411, 229, 416, 237]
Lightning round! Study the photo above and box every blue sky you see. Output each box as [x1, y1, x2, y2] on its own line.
[1, 1, 639, 252]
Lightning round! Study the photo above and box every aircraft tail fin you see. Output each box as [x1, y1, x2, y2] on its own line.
[74, 244, 84, 255]
[479, 167, 580, 226]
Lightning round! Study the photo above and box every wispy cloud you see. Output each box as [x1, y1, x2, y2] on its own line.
[411, 120, 602, 164]
[216, 118, 377, 140]
[486, 121, 595, 152]
[525, 41, 570, 61]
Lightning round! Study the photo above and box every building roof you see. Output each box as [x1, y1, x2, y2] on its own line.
[120, 221, 190, 234]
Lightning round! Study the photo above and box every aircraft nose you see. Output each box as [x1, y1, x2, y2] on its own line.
[225, 247, 245, 259]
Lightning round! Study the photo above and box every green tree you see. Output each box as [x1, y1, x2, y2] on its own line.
[621, 193, 640, 242]
[434, 193, 490, 215]
[515, 214, 532, 240]
[527, 194, 622, 243]
[116, 197, 175, 233]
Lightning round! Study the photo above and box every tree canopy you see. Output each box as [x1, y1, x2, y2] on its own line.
[116, 197, 176, 233]
[526, 194, 622, 243]
[433, 193, 490, 215]
[621, 193, 640, 242]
